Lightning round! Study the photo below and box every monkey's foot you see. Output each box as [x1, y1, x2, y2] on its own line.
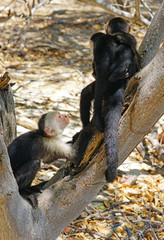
[21, 192, 38, 207]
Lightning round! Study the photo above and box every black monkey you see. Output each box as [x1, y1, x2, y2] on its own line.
[79, 17, 141, 182]
[8, 111, 74, 205]
[90, 32, 105, 79]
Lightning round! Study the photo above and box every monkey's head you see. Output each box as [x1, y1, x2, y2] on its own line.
[105, 17, 131, 34]
[38, 111, 69, 137]
[90, 32, 105, 50]
[90, 32, 104, 43]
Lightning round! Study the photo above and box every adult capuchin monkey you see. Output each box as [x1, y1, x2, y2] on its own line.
[8, 111, 74, 206]
[79, 17, 141, 182]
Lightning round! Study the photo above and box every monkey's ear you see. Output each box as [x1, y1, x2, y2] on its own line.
[45, 127, 55, 136]
[105, 24, 110, 34]
[90, 40, 93, 49]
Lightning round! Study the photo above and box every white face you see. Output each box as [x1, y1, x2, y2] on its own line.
[45, 112, 69, 136]
[53, 112, 69, 132]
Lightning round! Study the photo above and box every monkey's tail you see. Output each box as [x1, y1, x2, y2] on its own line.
[104, 88, 124, 182]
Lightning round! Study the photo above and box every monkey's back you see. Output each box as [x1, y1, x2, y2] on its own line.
[113, 32, 140, 74]
[8, 130, 44, 171]
[93, 34, 116, 72]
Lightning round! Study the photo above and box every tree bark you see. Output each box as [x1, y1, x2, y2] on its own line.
[0, 73, 16, 146]
[139, 0, 164, 67]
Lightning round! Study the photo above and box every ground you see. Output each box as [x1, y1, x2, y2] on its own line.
[0, 0, 164, 239]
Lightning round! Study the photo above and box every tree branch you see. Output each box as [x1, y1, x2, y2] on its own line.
[139, 0, 164, 67]
[140, 0, 154, 18]
[135, 0, 140, 19]
[77, 0, 150, 25]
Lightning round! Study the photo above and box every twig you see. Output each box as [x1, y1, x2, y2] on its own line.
[24, 0, 32, 16]
[140, 0, 154, 18]
[146, 226, 159, 240]
[0, 0, 13, 13]
[77, 0, 150, 26]
[141, 229, 159, 240]
[31, 0, 52, 16]
[133, 220, 162, 225]
[70, 225, 113, 239]
[135, 0, 140, 19]
[143, 205, 163, 216]
[103, 200, 137, 212]
[126, 227, 135, 240]
[90, 206, 122, 240]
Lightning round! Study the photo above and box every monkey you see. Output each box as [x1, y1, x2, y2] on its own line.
[79, 32, 105, 128]
[89, 32, 129, 82]
[90, 32, 105, 79]
[79, 17, 141, 182]
[8, 111, 74, 206]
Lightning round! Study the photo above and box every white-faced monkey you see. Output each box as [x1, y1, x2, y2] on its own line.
[8, 111, 74, 206]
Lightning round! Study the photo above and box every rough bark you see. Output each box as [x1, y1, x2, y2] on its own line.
[0, 49, 163, 240]
[139, 0, 164, 67]
[0, 73, 16, 146]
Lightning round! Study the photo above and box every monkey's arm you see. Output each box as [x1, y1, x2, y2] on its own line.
[80, 81, 95, 127]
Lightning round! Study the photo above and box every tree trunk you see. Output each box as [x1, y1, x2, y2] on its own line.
[139, 0, 164, 67]
[0, 73, 16, 145]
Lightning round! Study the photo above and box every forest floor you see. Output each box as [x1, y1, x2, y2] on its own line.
[0, 0, 164, 239]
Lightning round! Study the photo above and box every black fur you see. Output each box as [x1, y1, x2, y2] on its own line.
[8, 113, 71, 205]
[79, 18, 141, 182]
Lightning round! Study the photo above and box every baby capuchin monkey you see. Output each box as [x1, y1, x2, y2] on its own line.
[8, 111, 74, 206]
[90, 32, 105, 79]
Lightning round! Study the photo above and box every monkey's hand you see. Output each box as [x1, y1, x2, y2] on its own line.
[105, 166, 117, 182]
